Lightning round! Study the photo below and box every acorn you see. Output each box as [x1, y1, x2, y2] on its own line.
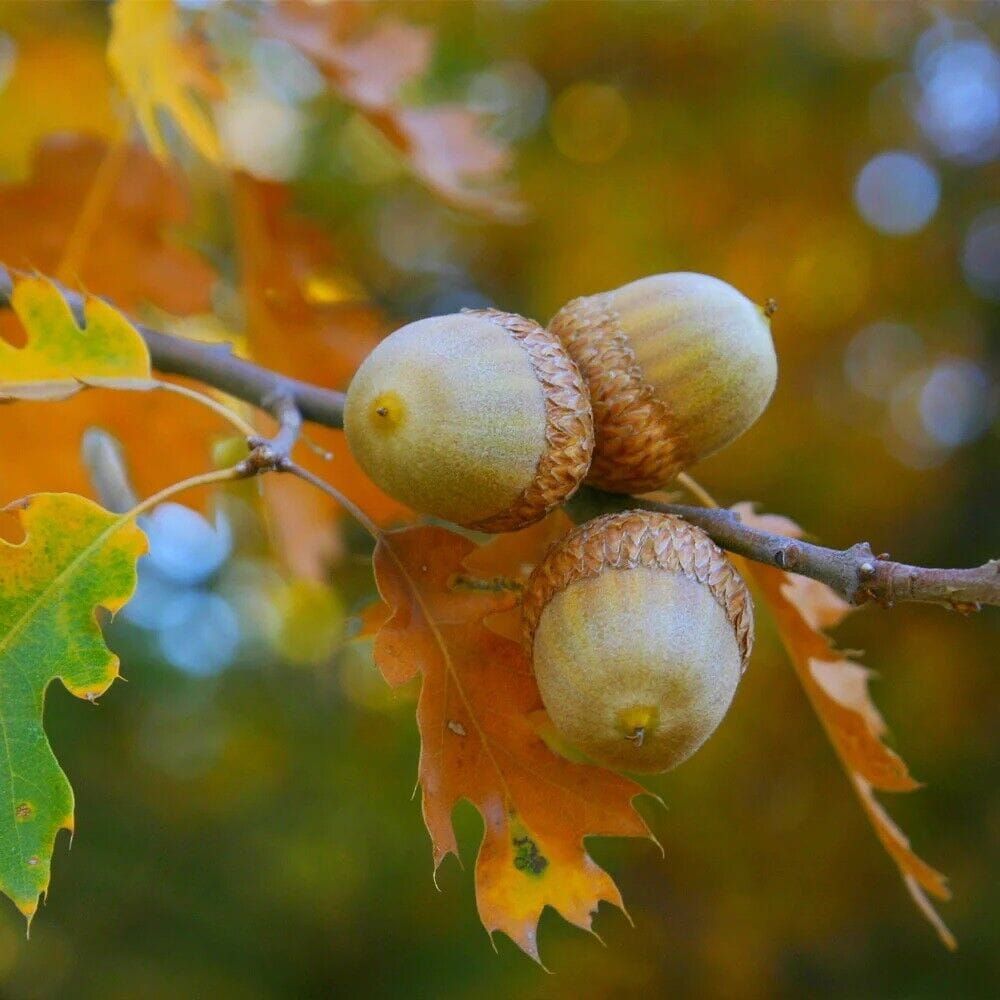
[550, 272, 778, 493]
[522, 510, 753, 773]
[344, 309, 594, 532]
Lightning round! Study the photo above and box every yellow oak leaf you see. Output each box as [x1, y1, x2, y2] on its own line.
[107, 0, 222, 163]
[0, 274, 152, 401]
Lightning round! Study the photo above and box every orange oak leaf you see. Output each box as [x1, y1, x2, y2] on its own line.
[734, 504, 955, 950]
[0, 136, 215, 314]
[462, 510, 573, 642]
[261, 1, 523, 220]
[371, 525, 654, 963]
[233, 175, 406, 579]
[0, 135, 224, 508]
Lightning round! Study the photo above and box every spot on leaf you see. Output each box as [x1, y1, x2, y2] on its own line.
[512, 834, 548, 877]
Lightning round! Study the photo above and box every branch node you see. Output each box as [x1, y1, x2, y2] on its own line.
[775, 543, 801, 569]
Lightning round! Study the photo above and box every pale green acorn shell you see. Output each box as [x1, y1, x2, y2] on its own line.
[523, 510, 754, 773]
[344, 309, 593, 531]
[550, 272, 778, 493]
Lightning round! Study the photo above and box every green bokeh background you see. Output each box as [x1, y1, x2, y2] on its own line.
[0, 2, 997, 997]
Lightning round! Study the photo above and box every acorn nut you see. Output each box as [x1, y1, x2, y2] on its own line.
[550, 272, 778, 493]
[522, 510, 754, 773]
[344, 309, 594, 532]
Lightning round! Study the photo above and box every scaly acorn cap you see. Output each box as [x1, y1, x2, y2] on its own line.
[344, 308, 594, 532]
[523, 510, 753, 772]
[550, 272, 778, 493]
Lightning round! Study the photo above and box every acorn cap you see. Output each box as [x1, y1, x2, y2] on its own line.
[549, 291, 684, 493]
[460, 309, 594, 532]
[523, 510, 753, 665]
[344, 308, 593, 532]
[550, 272, 777, 493]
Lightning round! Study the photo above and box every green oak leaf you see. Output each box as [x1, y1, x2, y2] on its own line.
[0, 492, 146, 920]
[0, 273, 153, 401]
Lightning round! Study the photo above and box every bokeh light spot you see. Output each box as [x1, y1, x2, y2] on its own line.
[0, 34, 15, 93]
[217, 91, 306, 181]
[467, 61, 549, 141]
[844, 322, 923, 400]
[913, 24, 1000, 164]
[140, 503, 232, 587]
[919, 358, 995, 447]
[962, 206, 1000, 300]
[854, 151, 939, 235]
[157, 592, 241, 676]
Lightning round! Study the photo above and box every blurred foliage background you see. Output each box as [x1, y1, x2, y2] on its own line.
[0, 1, 997, 996]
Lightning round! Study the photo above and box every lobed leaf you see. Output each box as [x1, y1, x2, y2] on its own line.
[370, 525, 653, 964]
[0, 275, 152, 402]
[734, 504, 955, 949]
[107, 0, 223, 163]
[0, 493, 146, 919]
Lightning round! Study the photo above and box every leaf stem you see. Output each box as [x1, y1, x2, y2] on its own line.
[120, 466, 246, 523]
[285, 461, 382, 541]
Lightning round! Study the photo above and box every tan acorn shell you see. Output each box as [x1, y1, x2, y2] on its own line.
[522, 509, 754, 670]
[549, 292, 688, 493]
[463, 308, 594, 533]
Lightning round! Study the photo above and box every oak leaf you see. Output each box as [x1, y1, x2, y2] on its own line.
[0, 274, 152, 401]
[370, 525, 653, 963]
[0, 136, 216, 316]
[735, 504, 955, 949]
[107, 0, 223, 163]
[0, 493, 146, 919]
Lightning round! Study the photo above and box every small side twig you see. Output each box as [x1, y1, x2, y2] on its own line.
[246, 390, 302, 468]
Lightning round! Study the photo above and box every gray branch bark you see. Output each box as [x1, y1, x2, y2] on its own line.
[2, 265, 997, 611]
[568, 488, 1000, 610]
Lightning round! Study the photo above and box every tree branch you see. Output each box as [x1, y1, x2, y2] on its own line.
[567, 487, 1000, 611]
[2, 264, 996, 611]
[0, 265, 346, 430]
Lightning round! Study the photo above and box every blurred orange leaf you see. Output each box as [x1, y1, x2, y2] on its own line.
[234, 175, 405, 579]
[370, 525, 653, 963]
[735, 504, 955, 950]
[0, 136, 224, 506]
[0, 136, 215, 313]
[262, 1, 523, 220]
[107, 0, 223, 163]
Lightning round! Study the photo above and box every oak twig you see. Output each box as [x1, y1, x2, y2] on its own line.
[568, 488, 1000, 611]
[2, 264, 997, 611]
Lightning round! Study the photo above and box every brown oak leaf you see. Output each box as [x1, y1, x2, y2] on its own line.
[734, 504, 955, 949]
